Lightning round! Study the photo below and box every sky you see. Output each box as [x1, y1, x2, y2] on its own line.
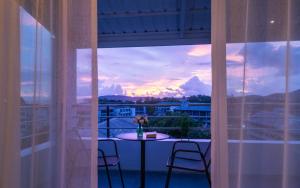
[97, 45, 212, 97]
[226, 42, 300, 96]
[77, 45, 212, 98]
[20, 7, 52, 103]
[76, 40, 300, 98]
[20, 7, 300, 100]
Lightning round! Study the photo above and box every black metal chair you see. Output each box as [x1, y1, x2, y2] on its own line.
[98, 139, 125, 188]
[165, 140, 211, 188]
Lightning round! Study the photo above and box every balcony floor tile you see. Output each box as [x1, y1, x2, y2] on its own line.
[98, 170, 210, 188]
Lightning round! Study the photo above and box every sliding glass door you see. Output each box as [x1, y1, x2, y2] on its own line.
[212, 0, 300, 188]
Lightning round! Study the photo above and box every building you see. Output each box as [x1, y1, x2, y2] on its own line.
[98, 105, 136, 123]
[155, 101, 181, 115]
[135, 105, 147, 115]
[114, 107, 136, 117]
[173, 101, 211, 128]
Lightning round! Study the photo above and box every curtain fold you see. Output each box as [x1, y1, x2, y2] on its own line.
[58, 0, 98, 187]
[0, 0, 98, 187]
[211, 0, 229, 188]
[213, 0, 300, 188]
[0, 1, 21, 187]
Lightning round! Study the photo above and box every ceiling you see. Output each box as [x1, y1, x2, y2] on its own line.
[226, 0, 300, 43]
[97, 0, 211, 48]
[98, 0, 300, 48]
[19, 0, 300, 48]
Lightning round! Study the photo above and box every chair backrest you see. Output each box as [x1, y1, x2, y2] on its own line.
[98, 139, 119, 156]
[203, 142, 211, 168]
[204, 142, 211, 157]
[171, 140, 211, 164]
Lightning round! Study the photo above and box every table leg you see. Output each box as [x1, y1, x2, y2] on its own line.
[140, 140, 145, 188]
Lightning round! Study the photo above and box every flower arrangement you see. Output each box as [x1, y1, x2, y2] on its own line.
[134, 115, 148, 138]
[133, 115, 148, 126]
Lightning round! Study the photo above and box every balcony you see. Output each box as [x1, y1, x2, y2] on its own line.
[98, 139, 211, 188]
[97, 102, 211, 187]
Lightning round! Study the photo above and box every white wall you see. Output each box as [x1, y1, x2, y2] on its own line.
[99, 139, 300, 177]
[228, 140, 300, 176]
[99, 139, 211, 172]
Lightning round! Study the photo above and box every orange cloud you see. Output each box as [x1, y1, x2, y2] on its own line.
[226, 54, 244, 63]
[187, 45, 211, 57]
[122, 79, 185, 97]
[79, 76, 92, 82]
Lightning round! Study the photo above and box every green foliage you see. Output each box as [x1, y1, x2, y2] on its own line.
[187, 95, 211, 103]
[146, 112, 210, 139]
[146, 106, 156, 116]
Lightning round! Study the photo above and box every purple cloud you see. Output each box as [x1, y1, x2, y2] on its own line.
[99, 84, 124, 96]
[180, 76, 211, 96]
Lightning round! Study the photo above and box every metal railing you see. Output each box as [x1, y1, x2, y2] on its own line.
[98, 103, 211, 138]
[20, 105, 51, 149]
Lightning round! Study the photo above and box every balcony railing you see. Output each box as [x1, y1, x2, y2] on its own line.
[20, 105, 50, 149]
[98, 103, 211, 138]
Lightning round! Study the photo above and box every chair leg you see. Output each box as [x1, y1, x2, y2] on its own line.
[104, 165, 112, 188]
[165, 166, 173, 188]
[206, 172, 211, 188]
[204, 168, 211, 188]
[118, 163, 125, 188]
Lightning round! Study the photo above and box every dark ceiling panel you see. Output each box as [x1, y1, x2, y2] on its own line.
[98, 0, 211, 48]
[98, 0, 300, 48]
[227, 0, 300, 43]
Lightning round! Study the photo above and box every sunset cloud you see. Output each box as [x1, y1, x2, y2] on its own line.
[79, 76, 92, 83]
[75, 41, 300, 97]
[180, 76, 211, 96]
[226, 54, 244, 63]
[100, 84, 124, 96]
[96, 44, 213, 97]
[187, 45, 211, 57]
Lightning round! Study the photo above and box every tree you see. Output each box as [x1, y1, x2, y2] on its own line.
[146, 112, 210, 139]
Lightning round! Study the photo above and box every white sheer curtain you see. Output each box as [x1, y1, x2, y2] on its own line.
[211, 0, 229, 188]
[0, 1, 21, 187]
[212, 0, 300, 188]
[0, 0, 98, 188]
[57, 0, 98, 187]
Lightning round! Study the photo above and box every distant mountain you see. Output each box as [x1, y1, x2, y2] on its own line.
[99, 94, 212, 103]
[288, 89, 300, 102]
[228, 89, 300, 103]
[99, 95, 149, 102]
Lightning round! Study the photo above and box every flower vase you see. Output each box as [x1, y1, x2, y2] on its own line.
[137, 123, 144, 139]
